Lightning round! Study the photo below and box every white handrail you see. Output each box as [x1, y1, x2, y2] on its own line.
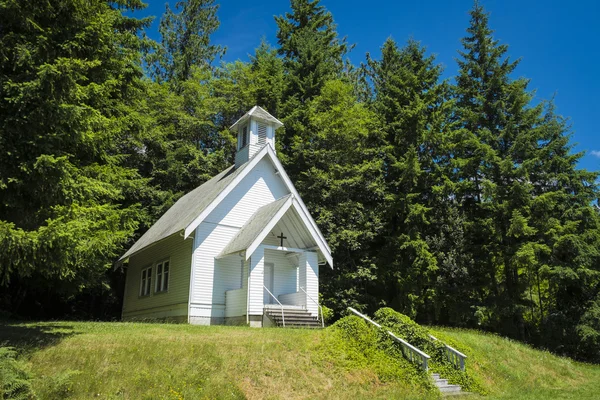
[388, 331, 431, 371]
[263, 285, 285, 327]
[348, 307, 431, 371]
[429, 334, 467, 371]
[300, 286, 324, 328]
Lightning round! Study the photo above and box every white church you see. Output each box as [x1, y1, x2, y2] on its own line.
[118, 106, 332, 328]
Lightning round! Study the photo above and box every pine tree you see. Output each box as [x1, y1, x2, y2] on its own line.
[0, 0, 150, 315]
[249, 40, 285, 118]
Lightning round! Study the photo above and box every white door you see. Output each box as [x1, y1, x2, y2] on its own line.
[264, 263, 274, 304]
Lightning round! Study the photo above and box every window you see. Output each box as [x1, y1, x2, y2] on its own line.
[257, 123, 267, 145]
[140, 266, 152, 296]
[241, 126, 248, 148]
[155, 260, 170, 293]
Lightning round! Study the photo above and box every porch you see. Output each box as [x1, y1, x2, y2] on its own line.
[223, 244, 322, 327]
[218, 194, 331, 327]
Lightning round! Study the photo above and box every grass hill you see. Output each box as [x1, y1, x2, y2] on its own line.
[1, 319, 599, 399]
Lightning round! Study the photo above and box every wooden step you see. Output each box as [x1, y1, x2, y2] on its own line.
[264, 308, 322, 328]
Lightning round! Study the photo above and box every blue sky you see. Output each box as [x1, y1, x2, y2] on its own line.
[138, 0, 600, 172]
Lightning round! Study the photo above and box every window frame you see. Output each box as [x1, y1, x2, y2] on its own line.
[139, 265, 153, 297]
[241, 125, 248, 148]
[154, 258, 171, 294]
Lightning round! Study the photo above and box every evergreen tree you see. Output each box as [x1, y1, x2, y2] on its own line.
[453, 2, 600, 350]
[0, 0, 150, 316]
[275, 0, 350, 178]
[249, 39, 285, 118]
[365, 38, 454, 319]
[298, 80, 386, 313]
[148, 0, 225, 86]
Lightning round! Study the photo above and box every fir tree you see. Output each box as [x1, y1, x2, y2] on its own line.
[366, 38, 454, 319]
[0, 0, 150, 315]
[148, 0, 225, 86]
[453, 2, 600, 348]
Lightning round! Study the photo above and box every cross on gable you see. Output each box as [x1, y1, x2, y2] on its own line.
[277, 232, 287, 247]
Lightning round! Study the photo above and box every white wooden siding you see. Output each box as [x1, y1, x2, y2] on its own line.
[122, 233, 192, 320]
[204, 157, 289, 227]
[190, 223, 239, 307]
[225, 288, 247, 317]
[248, 246, 264, 315]
[279, 292, 305, 306]
[305, 252, 319, 316]
[264, 249, 297, 298]
[189, 158, 290, 322]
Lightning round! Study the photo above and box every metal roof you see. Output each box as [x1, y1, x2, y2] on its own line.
[119, 160, 254, 261]
[218, 194, 292, 258]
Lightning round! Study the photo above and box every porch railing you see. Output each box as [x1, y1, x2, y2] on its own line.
[300, 286, 324, 328]
[429, 334, 467, 371]
[263, 285, 285, 327]
[348, 307, 431, 371]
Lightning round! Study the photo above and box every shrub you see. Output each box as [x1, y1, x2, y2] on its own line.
[0, 347, 35, 400]
[373, 308, 486, 395]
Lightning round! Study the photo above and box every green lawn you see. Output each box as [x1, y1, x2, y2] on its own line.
[1, 321, 599, 399]
[430, 327, 600, 399]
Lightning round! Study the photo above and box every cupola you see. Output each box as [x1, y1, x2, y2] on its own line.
[230, 106, 283, 167]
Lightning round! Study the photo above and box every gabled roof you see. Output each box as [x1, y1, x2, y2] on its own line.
[217, 193, 334, 267]
[119, 143, 332, 267]
[118, 155, 256, 262]
[218, 194, 293, 258]
[229, 105, 283, 131]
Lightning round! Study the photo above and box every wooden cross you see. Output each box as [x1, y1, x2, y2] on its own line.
[277, 232, 287, 247]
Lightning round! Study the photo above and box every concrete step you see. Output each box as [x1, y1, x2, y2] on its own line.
[431, 373, 462, 395]
[438, 384, 461, 394]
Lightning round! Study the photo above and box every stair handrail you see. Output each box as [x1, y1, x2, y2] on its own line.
[348, 307, 431, 371]
[299, 286, 324, 328]
[263, 285, 285, 327]
[429, 334, 467, 371]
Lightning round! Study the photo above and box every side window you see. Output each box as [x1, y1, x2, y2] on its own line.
[241, 126, 248, 147]
[140, 266, 152, 296]
[155, 260, 170, 293]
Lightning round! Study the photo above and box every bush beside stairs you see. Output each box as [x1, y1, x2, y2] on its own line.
[342, 307, 485, 397]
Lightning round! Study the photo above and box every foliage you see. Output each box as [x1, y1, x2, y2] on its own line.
[0, 347, 34, 400]
[324, 316, 434, 390]
[36, 370, 81, 400]
[0, 0, 599, 365]
[0, 0, 150, 316]
[373, 307, 485, 394]
[147, 0, 225, 85]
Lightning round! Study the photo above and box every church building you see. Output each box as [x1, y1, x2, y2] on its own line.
[118, 106, 332, 328]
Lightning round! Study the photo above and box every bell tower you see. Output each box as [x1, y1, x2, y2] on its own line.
[230, 106, 283, 167]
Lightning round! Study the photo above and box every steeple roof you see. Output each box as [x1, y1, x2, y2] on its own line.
[229, 105, 283, 131]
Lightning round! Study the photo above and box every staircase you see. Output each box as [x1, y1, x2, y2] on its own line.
[264, 306, 322, 328]
[432, 373, 462, 395]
